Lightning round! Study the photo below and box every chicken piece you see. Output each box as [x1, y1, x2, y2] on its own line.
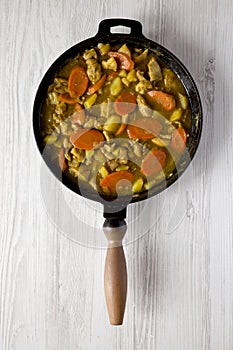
[135, 70, 152, 94]
[134, 49, 148, 63]
[148, 57, 162, 82]
[108, 160, 118, 171]
[135, 71, 152, 95]
[102, 57, 117, 71]
[100, 98, 114, 118]
[136, 70, 145, 81]
[86, 58, 102, 83]
[163, 67, 177, 91]
[136, 95, 152, 117]
[83, 48, 97, 60]
[135, 80, 152, 94]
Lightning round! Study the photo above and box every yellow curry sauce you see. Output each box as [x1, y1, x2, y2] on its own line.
[41, 43, 192, 198]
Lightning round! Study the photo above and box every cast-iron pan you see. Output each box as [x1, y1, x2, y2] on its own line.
[33, 18, 202, 325]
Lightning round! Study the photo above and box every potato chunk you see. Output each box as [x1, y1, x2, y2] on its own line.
[98, 43, 111, 55]
[118, 44, 131, 58]
[110, 77, 122, 96]
[134, 49, 148, 63]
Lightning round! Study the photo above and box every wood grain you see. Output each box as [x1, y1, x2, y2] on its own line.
[0, 0, 233, 349]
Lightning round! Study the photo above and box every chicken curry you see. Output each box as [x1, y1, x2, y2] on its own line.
[41, 43, 191, 198]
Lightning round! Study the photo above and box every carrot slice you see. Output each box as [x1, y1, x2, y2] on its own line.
[108, 51, 134, 71]
[58, 148, 67, 172]
[116, 123, 127, 135]
[107, 71, 118, 81]
[68, 66, 89, 98]
[141, 149, 167, 176]
[147, 90, 176, 111]
[114, 91, 136, 115]
[127, 118, 162, 140]
[170, 127, 187, 153]
[100, 170, 134, 193]
[70, 129, 104, 150]
[88, 74, 106, 95]
[58, 94, 77, 104]
[72, 103, 86, 125]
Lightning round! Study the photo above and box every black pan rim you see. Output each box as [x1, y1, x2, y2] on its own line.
[33, 26, 203, 211]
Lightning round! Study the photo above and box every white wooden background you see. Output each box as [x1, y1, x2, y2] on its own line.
[1, 0, 233, 349]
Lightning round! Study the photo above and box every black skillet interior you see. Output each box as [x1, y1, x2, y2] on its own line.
[33, 18, 202, 217]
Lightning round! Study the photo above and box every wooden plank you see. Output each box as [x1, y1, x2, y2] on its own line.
[0, 0, 233, 349]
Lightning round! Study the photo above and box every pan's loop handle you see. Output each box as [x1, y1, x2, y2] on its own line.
[96, 18, 144, 38]
[103, 218, 127, 326]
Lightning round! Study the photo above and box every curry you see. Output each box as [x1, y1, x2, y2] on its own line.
[41, 43, 191, 198]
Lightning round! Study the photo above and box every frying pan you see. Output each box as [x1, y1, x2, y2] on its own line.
[33, 18, 202, 325]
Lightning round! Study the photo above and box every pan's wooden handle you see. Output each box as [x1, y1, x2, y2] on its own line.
[103, 218, 127, 326]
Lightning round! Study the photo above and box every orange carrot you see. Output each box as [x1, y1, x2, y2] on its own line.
[88, 74, 106, 95]
[58, 94, 77, 104]
[107, 71, 118, 81]
[70, 129, 104, 150]
[127, 118, 162, 140]
[58, 148, 67, 172]
[115, 123, 127, 135]
[141, 149, 167, 176]
[100, 170, 134, 193]
[170, 127, 187, 153]
[68, 66, 89, 98]
[147, 90, 176, 111]
[108, 51, 134, 71]
[72, 103, 86, 125]
[114, 91, 136, 115]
